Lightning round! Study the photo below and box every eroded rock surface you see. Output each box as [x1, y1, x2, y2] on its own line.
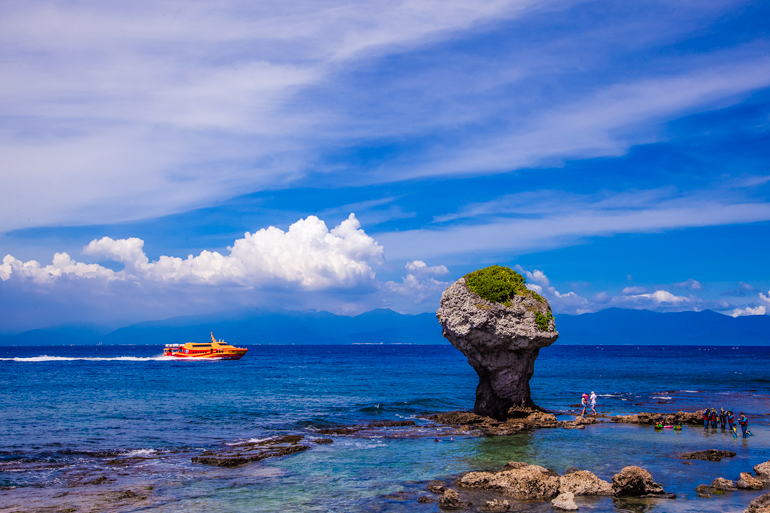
[460, 464, 560, 499]
[737, 472, 764, 490]
[611, 466, 665, 496]
[755, 461, 770, 483]
[614, 411, 701, 425]
[558, 470, 612, 496]
[436, 275, 558, 419]
[552, 492, 579, 511]
[746, 492, 770, 513]
[710, 477, 736, 491]
[438, 488, 468, 510]
[482, 499, 510, 512]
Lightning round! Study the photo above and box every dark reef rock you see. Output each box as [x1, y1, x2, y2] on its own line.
[482, 498, 511, 511]
[316, 420, 416, 436]
[436, 269, 558, 420]
[418, 495, 437, 503]
[427, 482, 447, 494]
[192, 435, 309, 467]
[680, 449, 736, 461]
[696, 484, 712, 497]
[312, 438, 333, 444]
[611, 466, 665, 496]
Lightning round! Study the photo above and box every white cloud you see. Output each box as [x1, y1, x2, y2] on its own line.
[383, 261, 452, 304]
[624, 290, 690, 305]
[2, 214, 383, 290]
[621, 286, 647, 294]
[759, 291, 770, 306]
[514, 267, 590, 315]
[731, 306, 767, 317]
[674, 278, 701, 290]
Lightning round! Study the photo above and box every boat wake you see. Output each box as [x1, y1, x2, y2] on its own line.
[0, 355, 173, 362]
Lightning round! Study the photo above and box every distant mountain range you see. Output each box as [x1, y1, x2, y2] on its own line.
[0, 307, 767, 346]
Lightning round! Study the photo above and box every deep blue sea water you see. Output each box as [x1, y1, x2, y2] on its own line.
[1, 344, 769, 512]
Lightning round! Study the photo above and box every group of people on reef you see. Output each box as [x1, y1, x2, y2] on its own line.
[654, 412, 684, 430]
[702, 408, 752, 438]
[580, 391, 597, 416]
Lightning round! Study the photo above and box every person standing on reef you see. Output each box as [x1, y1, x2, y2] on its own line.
[739, 413, 749, 438]
[719, 408, 727, 430]
[581, 394, 588, 416]
[727, 410, 735, 432]
[710, 408, 718, 428]
[702, 409, 710, 428]
[590, 391, 597, 415]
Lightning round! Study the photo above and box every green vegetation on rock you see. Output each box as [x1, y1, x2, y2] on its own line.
[535, 311, 554, 331]
[465, 265, 547, 306]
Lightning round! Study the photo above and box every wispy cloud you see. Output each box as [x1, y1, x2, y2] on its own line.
[378, 188, 770, 260]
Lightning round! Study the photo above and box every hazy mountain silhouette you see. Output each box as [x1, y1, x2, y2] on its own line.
[0, 307, 767, 346]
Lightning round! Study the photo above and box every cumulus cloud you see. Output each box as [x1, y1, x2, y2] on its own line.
[2, 214, 383, 290]
[621, 286, 647, 294]
[513, 266, 591, 315]
[674, 278, 701, 290]
[384, 260, 452, 304]
[731, 306, 767, 317]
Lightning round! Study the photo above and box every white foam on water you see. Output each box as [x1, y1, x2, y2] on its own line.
[226, 437, 273, 446]
[652, 396, 673, 400]
[125, 449, 157, 457]
[0, 355, 172, 362]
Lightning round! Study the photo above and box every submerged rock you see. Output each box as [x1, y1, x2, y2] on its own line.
[436, 267, 558, 419]
[611, 466, 665, 496]
[696, 484, 712, 497]
[552, 492, 579, 510]
[737, 472, 764, 490]
[613, 411, 701, 425]
[192, 435, 309, 467]
[482, 499, 510, 512]
[418, 496, 437, 503]
[680, 449, 736, 461]
[426, 482, 447, 494]
[710, 477, 736, 491]
[558, 470, 612, 496]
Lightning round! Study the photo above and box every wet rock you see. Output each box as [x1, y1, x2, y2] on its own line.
[192, 435, 309, 467]
[383, 491, 413, 501]
[745, 492, 770, 513]
[710, 477, 736, 491]
[436, 271, 558, 419]
[611, 466, 665, 496]
[425, 409, 560, 435]
[313, 438, 333, 444]
[552, 492, 579, 510]
[418, 496, 437, 503]
[460, 464, 560, 499]
[111, 489, 147, 501]
[82, 476, 111, 485]
[482, 498, 510, 511]
[696, 484, 712, 497]
[680, 449, 736, 461]
[501, 461, 528, 470]
[613, 411, 701, 425]
[316, 420, 416, 436]
[438, 488, 469, 510]
[559, 470, 612, 496]
[737, 472, 764, 490]
[427, 482, 447, 494]
[755, 461, 770, 483]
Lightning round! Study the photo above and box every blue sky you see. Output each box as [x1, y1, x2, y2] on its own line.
[1, 0, 769, 332]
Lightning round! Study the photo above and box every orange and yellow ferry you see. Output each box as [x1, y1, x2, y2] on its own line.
[163, 332, 248, 360]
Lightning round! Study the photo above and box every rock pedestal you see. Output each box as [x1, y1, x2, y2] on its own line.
[436, 277, 558, 419]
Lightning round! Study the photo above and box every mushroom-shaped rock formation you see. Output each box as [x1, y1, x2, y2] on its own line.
[436, 266, 558, 419]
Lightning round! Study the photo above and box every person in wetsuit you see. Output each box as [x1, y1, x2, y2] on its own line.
[739, 413, 749, 438]
[702, 409, 710, 428]
[727, 410, 735, 432]
[710, 408, 718, 428]
[719, 408, 727, 430]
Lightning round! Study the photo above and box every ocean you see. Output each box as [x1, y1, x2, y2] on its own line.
[1, 344, 769, 512]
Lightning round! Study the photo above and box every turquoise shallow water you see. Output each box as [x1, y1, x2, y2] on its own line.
[1, 344, 769, 512]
